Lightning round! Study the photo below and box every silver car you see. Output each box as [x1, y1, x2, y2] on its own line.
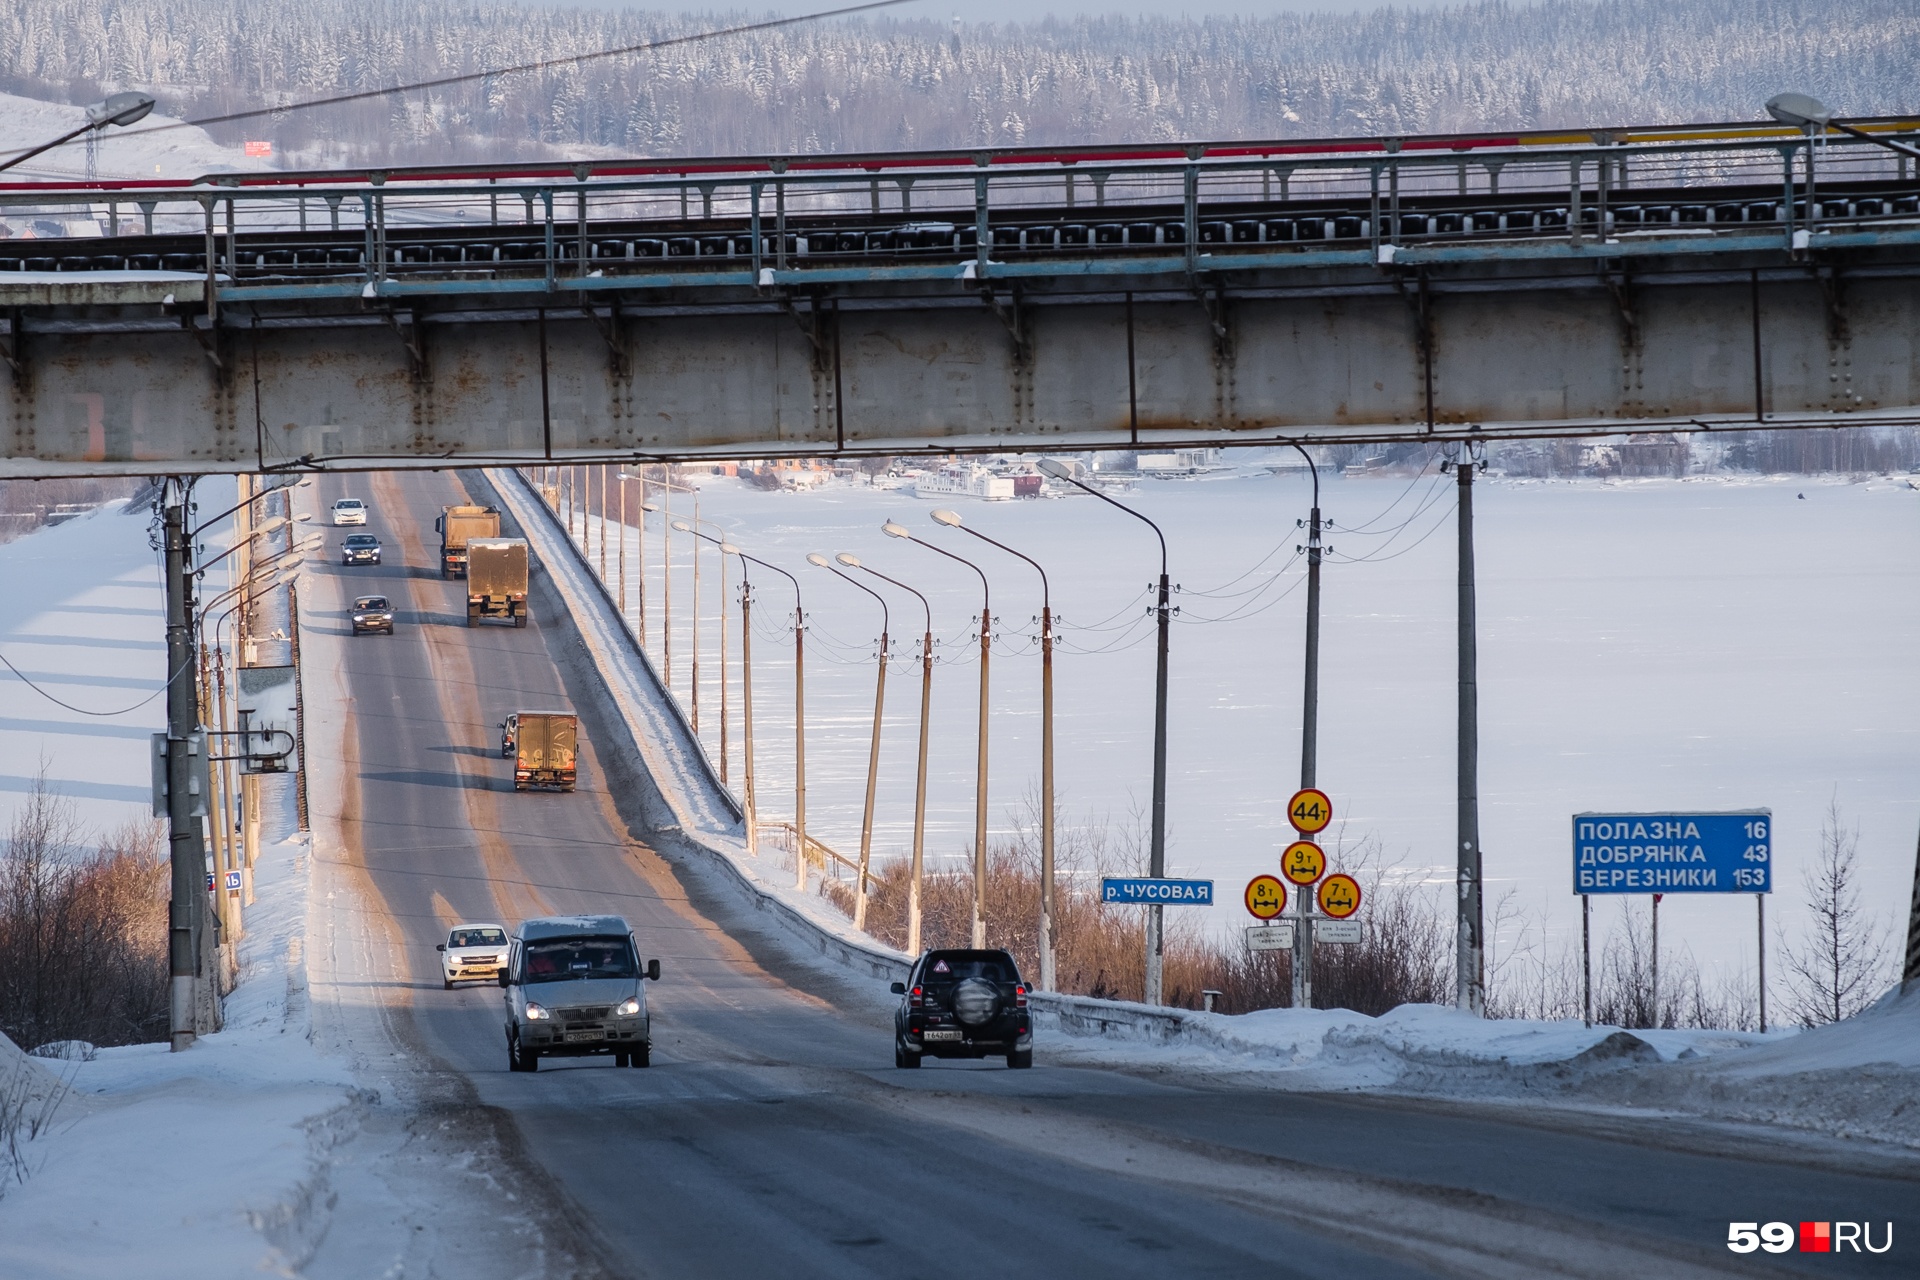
[501, 915, 659, 1072]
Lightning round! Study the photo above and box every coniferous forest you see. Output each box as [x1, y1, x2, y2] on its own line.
[1, 0, 1916, 167]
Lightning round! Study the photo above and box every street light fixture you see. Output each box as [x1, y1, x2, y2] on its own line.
[838, 552, 935, 955]
[886, 517, 993, 949]
[1766, 93, 1920, 160]
[927, 507, 1059, 993]
[1037, 455, 1174, 1006]
[808, 551, 890, 931]
[0, 91, 158, 175]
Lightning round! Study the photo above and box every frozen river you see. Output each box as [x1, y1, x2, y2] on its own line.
[584, 464, 1920, 983]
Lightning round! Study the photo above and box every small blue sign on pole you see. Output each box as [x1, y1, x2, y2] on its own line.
[1571, 811, 1772, 894]
[1101, 877, 1215, 905]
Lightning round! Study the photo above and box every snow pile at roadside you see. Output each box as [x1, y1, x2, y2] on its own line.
[1573, 984, 1920, 1148]
[0, 830, 360, 1278]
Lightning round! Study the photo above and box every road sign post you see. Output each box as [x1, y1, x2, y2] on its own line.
[1285, 789, 1332, 1011]
[1572, 811, 1772, 1030]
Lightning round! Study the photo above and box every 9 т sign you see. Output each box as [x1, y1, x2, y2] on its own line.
[1572, 811, 1772, 894]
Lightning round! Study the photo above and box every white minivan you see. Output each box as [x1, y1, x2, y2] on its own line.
[331, 498, 368, 526]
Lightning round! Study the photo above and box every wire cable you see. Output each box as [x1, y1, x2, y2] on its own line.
[0, 649, 185, 717]
[67, 0, 921, 153]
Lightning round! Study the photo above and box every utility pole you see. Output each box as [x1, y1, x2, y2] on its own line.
[847, 555, 933, 957]
[884, 520, 992, 949]
[809, 553, 889, 931]
[1294, 445, 1322, 1011]
[162, 479, 207, 1051]
[1455, 450, 1485, 1015]
[1033, 460, 1171, 1005]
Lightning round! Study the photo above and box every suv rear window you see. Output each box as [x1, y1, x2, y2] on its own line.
[523, 936, 636, 982]
[920, 951, 1017, 985]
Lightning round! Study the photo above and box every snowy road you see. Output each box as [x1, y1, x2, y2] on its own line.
[296, 469, 1914, 1279]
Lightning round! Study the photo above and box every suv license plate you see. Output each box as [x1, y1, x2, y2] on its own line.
[922, 1029, 962, 1042]
[563, 1030, 604, 1043]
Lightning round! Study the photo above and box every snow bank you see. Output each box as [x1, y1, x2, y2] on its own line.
[0, 829, 362, 1277]
[0, 90, 260, 189]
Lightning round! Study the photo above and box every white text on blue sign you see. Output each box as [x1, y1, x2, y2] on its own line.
[1101, 877, 1215, 905]
[1571, 812, 1771, 895]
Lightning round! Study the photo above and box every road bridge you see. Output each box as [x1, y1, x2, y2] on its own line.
[5, 116, 1920, 476]
[292, 469, 1917, 1278]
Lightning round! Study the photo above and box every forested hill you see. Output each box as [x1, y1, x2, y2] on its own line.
[2, 0, 1916, 168]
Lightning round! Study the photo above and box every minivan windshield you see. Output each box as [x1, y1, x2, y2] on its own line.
[523, 936, 636, 983]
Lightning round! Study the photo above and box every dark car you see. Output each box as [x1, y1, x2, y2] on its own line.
[891, 948, 1032, 1069]
[341, 533, 382, 565]
[350, 595, 395, 634]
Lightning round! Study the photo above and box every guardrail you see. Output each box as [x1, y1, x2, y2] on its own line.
[6, 117, 1919, 305]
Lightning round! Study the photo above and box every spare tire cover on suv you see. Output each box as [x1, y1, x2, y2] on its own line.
[952, 977, 1000, 1025]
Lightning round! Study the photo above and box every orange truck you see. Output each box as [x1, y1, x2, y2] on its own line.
[466, 538, 529, 626]
[435, 504, 501, 578]
[502, 711, 578, 791]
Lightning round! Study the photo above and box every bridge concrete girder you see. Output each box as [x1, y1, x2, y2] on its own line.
[3, 258, 1917, 477]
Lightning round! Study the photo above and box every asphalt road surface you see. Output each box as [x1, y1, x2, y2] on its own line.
[302, 469, 1915, 1280]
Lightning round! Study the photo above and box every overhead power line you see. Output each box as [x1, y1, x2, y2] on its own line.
[19, 0, 921, 157]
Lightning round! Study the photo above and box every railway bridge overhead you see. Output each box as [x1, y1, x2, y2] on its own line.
[4, 114, 1920, 476]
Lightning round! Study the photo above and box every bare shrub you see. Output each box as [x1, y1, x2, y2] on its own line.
[834, 806, 1450, 1015]
[0, 777, 170, 1050]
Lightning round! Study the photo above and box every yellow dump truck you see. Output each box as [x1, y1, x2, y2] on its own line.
[435, 504, 501, 578]
[502, 711, 578, 791]
[466, 538, 529, 627]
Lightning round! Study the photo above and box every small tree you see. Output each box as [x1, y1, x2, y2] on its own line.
[1779, 801, 1891, 1027]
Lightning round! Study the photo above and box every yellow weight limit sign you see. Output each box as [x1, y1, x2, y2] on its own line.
[1318, 873, 1362, 919]
[1244, 874, 1288, 920]
[1287, 787, 1332, 835]
[1281, 840, 1326, 886]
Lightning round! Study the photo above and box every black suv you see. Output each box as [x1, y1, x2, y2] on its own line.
[891, 949, 1032, 1069]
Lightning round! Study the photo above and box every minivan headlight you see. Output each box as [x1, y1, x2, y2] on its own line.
[615, 997, 641, 1017]
[524, 1002, 550, 1020]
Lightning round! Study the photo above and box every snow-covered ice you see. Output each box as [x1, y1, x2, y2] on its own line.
[591, 468, 1920, 981]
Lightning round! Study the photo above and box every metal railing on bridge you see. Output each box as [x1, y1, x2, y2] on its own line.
[5, 115, 1920, 304]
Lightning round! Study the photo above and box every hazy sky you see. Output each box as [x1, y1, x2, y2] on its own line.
[549, 0, 1462, 20]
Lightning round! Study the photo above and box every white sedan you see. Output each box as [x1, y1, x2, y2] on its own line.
[438, 923, 509, 989]
[331, 498, 368, 526]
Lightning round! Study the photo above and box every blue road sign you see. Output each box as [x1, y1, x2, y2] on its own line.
[1572, 811, 1772, 894]
[1101, 877, 1215, 905]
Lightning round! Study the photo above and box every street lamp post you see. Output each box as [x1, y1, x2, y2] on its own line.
[886, 519, 993, 949]
[840, 554, 933, 955]
[725, 549, 805, 888]
[1293, 444, 1322, 1011]
[929, 508, 1058, 992]
[0, 92, 156, 175]
[677, 518, 733, 784]
[1766, 93, 1920, 160]
[1037, 458, 1173, 1006]
[808, 553, 889, 931]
